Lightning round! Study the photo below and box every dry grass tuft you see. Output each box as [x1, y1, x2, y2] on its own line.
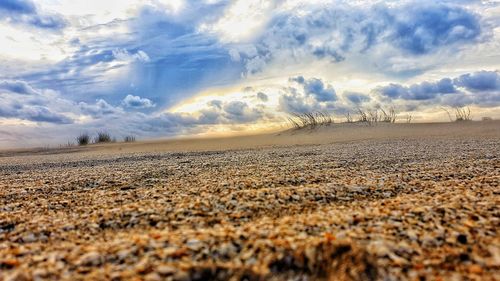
[124, 135, 136, 142]
[288, 112, 334, 129]
[442, 106, 472, 122]
[94, 131, 112, 143]
[76, 133, 90, 146]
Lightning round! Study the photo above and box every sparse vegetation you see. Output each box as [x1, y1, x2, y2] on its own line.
[454, 107, 472, 121]
[290, 107, 400, 129]
[95, 131, 112, 143]
[287, 112, 334, 129]
[315, 112, 334, 125]
[357, 109, 369, 123]
[355, 107, 398, 124]
[405, 114, 413, 123]
[76, 133, 90, 146]
[344, 112, 353, 123]
[74, 132, 133, 146]
[368, 110, 379, 124]
[442, 107, 472, 122]
[124, 135, 136, 142]
[380, 107, 397, 123]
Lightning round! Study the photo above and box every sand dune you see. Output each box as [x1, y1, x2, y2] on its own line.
[2, 121, 499, 158]
[0, 121, 499, 280]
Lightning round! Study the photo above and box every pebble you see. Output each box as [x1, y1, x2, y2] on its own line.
[157, 265, 176, 276]
[76, 252, 102, 266]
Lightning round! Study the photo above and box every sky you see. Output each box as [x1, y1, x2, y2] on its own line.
[0, 0, 499, 148]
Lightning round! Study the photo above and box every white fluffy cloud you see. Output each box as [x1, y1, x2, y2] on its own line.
[122, 95, 155, 108]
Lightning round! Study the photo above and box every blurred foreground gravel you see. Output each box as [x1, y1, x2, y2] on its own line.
[0, 137, 499, 280]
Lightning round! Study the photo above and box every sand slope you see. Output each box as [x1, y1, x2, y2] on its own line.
[0, 121, 499, 280]
[1, 121, 499, 159]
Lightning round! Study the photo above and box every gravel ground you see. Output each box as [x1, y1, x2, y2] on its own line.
[0, 135, 499, 280]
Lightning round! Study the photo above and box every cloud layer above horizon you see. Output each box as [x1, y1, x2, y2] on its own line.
[0, 0, 499, 147]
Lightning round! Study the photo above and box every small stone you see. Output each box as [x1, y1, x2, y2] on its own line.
[457, 234, 468, 244]
[62, 224, 75, 231]
[32, 268, 48, 278]
[144, 272, 162, 281]
[76, 251, 102, 266]
[406, 230, 418, 241]
[157, 265, 176, 276]
[173, 271, 190, 281]
[382, 192, 392, 198]
[5, 271, 30, 281]
[349, 186, 366, 193]
[219, 242, 237, 258]
[468, 264, 483, 274]
[186, 239, 202, 251]
[22, 233, 37, 243]
[0, 259, 20, 269]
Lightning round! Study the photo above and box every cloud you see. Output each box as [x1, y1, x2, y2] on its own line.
[407, 78, 458, 99]
[0, 80, 74, 124]
[390, 3, 481, 55]
[76, 97, 269, 137]
[280, 71, 500, 116]
[279, 90, 317, 114]
[374, 70, 500, 107]
[207, 100, 223, 109]
[0, 1, 498, 148]
[79, 99, 122, 117]
[0, 0, 67, 30]
[344, 92, 371, 104]
[0, 96, 73, 124]
[15, 1, 241, 109]
[27, 14, 67, 29]
[280, 77, 339, 113]
[231, 1, 484, 75]
[376, 83, 408, 99]
[0, 80, 39, 95]
[291, 76, 337, 102]
[257, 92, 268, 102]
[199, 100, 266, 124]
[5, 0, 492, 121]
[222, 101, 261, 122]
[19, 106, 73, 124]
[113, 49, 150, 63]
[0, 0, 35, 14]
[122, 95, 155, 109]
[454, 71, 500, 92]
[376, 78, 459, 100]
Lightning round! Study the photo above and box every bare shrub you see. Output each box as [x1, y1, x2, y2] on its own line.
[368, 110, 379, 123]
[454, 107, 471, 121]
[405, 114, 412, 123]
[380, 107, 397, 123]
[95, 131, 112, 143]
[356, 109, 376, 125]
[442, 107, 472, 122]
[357, 109, 369, 123]
[344, 113, 353, 123]
[76, 133, 90, 146]
[124, 135, 136, 142]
